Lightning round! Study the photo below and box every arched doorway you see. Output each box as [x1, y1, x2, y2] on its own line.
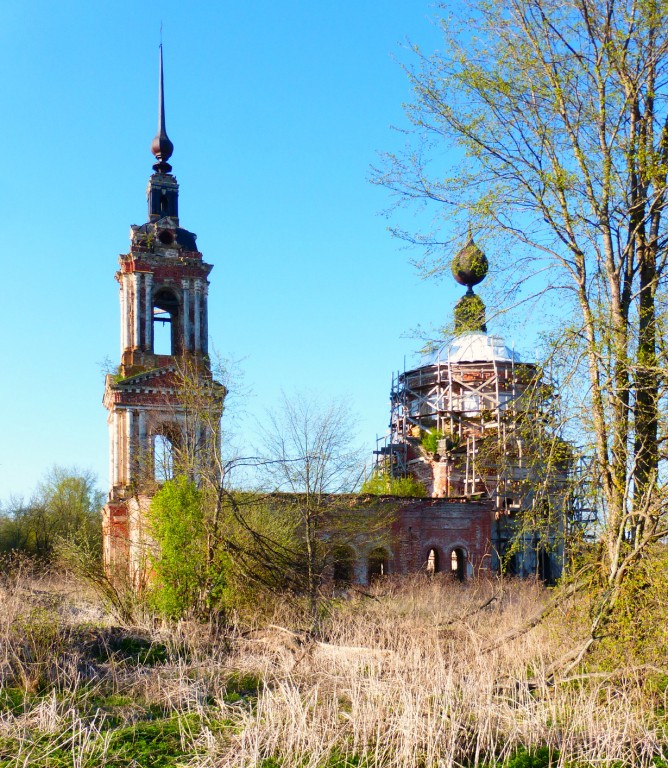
[450, 547, 466, 582]
[367, 547, 389, 582]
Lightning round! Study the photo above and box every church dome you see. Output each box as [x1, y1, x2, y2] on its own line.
[430, 333, 521, 364]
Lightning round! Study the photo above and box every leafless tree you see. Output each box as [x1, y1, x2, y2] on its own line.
[258, 391, 366, 622]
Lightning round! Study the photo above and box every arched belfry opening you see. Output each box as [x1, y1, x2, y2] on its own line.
[152, 422, 182, 483]
[159, 190, 171, 216]
[153, 288, 180, 356]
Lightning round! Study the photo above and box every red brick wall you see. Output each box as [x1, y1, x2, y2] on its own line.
[103, 493, 495, 585]
[102, 501, 129, 575]
[389, 497, 494, 576]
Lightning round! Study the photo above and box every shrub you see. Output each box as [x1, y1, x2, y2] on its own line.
[420, 429, 445, 454]
[148, 477, 229, 621]
[360, 472, 427, 497]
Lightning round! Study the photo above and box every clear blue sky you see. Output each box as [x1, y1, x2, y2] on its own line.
[0, 1, 535, 501]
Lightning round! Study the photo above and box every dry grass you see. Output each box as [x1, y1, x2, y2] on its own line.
[0, 568, 666, 767]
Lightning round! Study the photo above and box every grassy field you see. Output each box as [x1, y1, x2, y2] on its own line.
[0, 566, 666, 767]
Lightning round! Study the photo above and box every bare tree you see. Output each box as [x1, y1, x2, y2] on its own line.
[258, 392, 366, 622]
[143, 362, 328, 618]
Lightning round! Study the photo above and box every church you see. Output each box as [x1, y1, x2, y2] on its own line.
[102, 50, 570, 585]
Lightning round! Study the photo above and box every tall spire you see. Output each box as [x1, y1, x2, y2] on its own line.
[151, 44, 174, 174]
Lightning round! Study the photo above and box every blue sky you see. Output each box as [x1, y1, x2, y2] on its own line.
[0, 1, 536, 501]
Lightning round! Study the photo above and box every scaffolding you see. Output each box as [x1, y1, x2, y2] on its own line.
[376, 338, 552, 508]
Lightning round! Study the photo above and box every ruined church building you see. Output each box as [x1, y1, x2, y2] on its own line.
[102, 50, 573, 585]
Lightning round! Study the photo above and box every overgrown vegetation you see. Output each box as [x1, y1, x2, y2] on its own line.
[420, 429, 445, 455]
[147, 477, 230, 621]
[1, 567, 667, 767]
[360, 471, 427, 497]
[143, 478, 397, 623]
[0, 467, 103, 559]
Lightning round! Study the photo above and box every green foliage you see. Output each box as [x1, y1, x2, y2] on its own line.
[420, 429, 444, 454]
[360, 471, 427, 497]
[453, 292, 487, 333]
[505, 746, 559, 768]
[594, 544, 668, 672]
[259, 750, 369, 768]
[420, 429, 460, 455]
[148, 477, 229, 621]
[224, 671, 263, 703]
[0, 714, 208, 767]
[0, 467, 103, 559]
[110, 366, 126, 384]
[106, 716, 194, 767]
[0, 687, 28, 714]
[111, 636, 169, 666]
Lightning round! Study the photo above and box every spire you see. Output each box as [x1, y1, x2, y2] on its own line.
[151, 44, 174, 174]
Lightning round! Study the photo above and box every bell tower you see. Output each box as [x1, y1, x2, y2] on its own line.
[102, 46, 224, 579]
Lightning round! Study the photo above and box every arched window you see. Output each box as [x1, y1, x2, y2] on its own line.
[153, 288, 180, 355]
[425, 548, 439, 575]
[451, 547, 466, 582]
[332, 546, 355, 584]
[367, 548, 389, 582]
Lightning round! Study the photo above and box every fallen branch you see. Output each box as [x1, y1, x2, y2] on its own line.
[439, 590, 501, 629]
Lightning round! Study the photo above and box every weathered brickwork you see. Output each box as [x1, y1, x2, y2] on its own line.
[388, 497, 493, 577]
[102, 55, 535, 587]
[103, 491, 494, 585]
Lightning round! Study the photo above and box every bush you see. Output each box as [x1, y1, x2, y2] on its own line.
[594, 543, 668, 672]
[360, 472, 427, 497]
[147, 477, 229, 621]
[420, 429, 445, 454]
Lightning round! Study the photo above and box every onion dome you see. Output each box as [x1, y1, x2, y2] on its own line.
[451, 234, 488, 334]
[451, 237, 488, 288]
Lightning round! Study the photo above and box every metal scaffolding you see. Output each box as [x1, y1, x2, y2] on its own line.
[376, 338, 548, 507]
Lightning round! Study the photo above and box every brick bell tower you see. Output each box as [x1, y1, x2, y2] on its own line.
[102, 46, 224, 580]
